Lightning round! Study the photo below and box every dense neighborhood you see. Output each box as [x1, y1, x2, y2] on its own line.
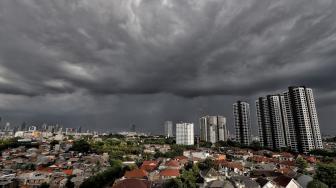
[0, 130, 335, 188]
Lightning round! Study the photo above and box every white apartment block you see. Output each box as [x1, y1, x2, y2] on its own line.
[176, 122, 194, 145]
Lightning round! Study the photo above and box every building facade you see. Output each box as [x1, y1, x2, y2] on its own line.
[200, 116, 228, 144]
[164, 121, 173, 138]
[233, 101, 252, 146]
[176, 123, 194, 145]
[284, 86, 323, 153]
[256, 95, 291, 150]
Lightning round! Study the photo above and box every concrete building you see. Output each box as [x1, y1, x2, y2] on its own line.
[176, 122, 194, 145]
[200, 116, 228, 143]
[256, 95, 290, 150]
[233, 101, 252, 146]
[164, 121, 173, 138]
[284, 86, 323, 153]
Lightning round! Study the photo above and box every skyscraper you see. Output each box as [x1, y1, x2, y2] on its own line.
[233, 101, 252, 146]
[284, 86, 323, 153]
[199, 115, 228, 143]
[256, 95, 290, 150]
[164, 121, 173, 137]
[176, 122, 194, 145]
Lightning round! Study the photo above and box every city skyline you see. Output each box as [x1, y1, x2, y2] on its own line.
[1, 0, 336, 135]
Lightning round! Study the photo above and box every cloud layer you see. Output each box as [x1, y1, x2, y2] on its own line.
[0, 0, 336, 134]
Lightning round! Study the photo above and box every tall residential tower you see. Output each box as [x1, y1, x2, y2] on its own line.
[284, 86, 323, 153]
[199, 115, 228, 143]
[176, 122, 194, 145]
[164, 121, 173, 138]
[233, 101, 252, 146]
[257, 86, 323, 153]
[256, 95, 291, 150]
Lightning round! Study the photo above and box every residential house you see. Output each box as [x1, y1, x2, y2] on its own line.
[159, 169, 180, 180]
[273, 175, 302, 188]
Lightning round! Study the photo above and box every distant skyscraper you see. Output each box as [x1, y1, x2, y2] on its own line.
[256, 95, 290, 150]
[130, 124, 136, 132]
[4, 122, 11, 132]
[200, 115, 228, 143]
[233, 101, 252, 146]
[176, 122, 194, 145]
[78, 126, 82, 133]
[284, 86, 323, 153]
[164, 121, 173, 137]
[20, 122, 27, 131]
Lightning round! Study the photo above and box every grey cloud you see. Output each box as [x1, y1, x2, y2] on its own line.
[0, 0, 336, 133]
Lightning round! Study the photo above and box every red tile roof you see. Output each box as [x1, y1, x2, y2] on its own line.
[250, 155, 271, 163]
[124, 169, 148, 179]
[159, 169, 180, 177]
[63, 169, 73, 176]
[279, 160, 296, 167]
[141, 160, 159, 172]
[217, 161, 244, 171]
[113, 179, 150, 188]
[305, 156, 317, 163]
[165, 160, 180, 167]
[140, 161, 159, 172]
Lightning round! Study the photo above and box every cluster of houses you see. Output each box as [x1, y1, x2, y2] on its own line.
[114, 147, 320, 188]
[0, 142, 110, 188]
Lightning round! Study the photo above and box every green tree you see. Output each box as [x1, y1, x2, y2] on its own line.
[249, 141, 262, 150]
[315, 163, 336, 187]
[163, 178, 183, 188]
[71, 139, 91, 153]
[198, 158, 216, 171]
[296, 157, 308, 170]
[307, 179, 328, 188]
[200, 141, 212, 148]
[39, 182, 50, 188]
[80, 160, 123, 188]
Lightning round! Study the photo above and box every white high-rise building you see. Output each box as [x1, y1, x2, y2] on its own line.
[176, 122, 194, 145]
[164, 121, 173, 138]
[284, 86, 323, 153]
[233, 101, 252, 146]
[200, 115, 228, 143]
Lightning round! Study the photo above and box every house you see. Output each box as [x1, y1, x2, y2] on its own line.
[141, 160, 159, 172]
[163, 160, 180, 169]
[230, 176, 260, 188]
[273, 175, 302, 188]
[200, 168, 220, 183]
[250, 170, 282, 179]
[278, 152, 294, 161]
[113, 179, 151, 188]
[0, 174, 17, 188]
[159, 169, 180, 180]
[174, 156, 189, 166]
[124, 169, 148, 179]
[296, 174, 313, 188]
[217, 161, 245, 176]
[17, 171, 51, 187]
[184, 150, 211, 160]
[206, 180, 234, 188]
[255, 178, 277, 188]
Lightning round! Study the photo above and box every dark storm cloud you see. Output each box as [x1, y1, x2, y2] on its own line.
[0, 0, 336, 133]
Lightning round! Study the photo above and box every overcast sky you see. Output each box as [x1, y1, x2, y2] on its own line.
[0, 0, 336, 135]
